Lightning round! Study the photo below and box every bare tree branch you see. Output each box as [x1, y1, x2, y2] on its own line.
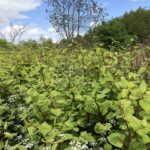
[9, 23, 27, 44]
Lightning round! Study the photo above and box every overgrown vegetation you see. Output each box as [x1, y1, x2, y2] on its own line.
[0, 6, 150, 150]
[0, 44, 150, 149]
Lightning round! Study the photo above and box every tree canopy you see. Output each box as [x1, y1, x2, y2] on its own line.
[46, 0, 106, 39]
[84, 7, 150, 50]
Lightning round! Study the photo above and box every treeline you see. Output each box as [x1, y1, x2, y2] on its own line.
[61, 7, 150, 50]
[87, 7, 150, 49]
[0, 7, 150, 51]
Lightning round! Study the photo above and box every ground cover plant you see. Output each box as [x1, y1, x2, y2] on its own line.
[0, 45, 150, 150]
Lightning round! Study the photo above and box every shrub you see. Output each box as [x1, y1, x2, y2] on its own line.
[122, 7, 150, 42]
[0, 47, 150, 149]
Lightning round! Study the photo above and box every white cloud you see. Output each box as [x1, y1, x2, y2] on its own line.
[23, 25, 61, 43]
[47, 27, 63, 42]
[0, 24, 61, 43]
[0, 0, 41, 23]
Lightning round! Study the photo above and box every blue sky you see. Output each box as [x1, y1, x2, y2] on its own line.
[0, 0, 149, 42]
[23, 0, 150, 30]
[106, 0, 149, 19]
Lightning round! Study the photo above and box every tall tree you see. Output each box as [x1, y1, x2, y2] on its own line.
[46, 0, 106, 39]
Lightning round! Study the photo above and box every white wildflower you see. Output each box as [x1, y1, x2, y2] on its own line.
[58, 134, 65, 137]
[25, 143, 33, 148]
[44, 146, 52, 150]
[16, 135, 22, 140]
[81, 144, 89, 150]
[69, 141, 76, 146]
[90, 141, 97, 147]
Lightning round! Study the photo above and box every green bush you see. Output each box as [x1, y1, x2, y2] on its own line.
[85, 8, 150, 50]
[122, 8, 150, 42]
[0, 39, 12, 51]
[0, 46, 150, 149]
[90, 19, 133, 50]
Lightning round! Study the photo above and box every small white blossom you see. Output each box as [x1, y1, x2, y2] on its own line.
[90, 141, 97, 147]
[25, 143, 34, 148]
[58, 134, 65, 137]
[44, 146, 52, 150]
[19, 106, 25, 111]
[81, 144, 89, 150]
[16, 135, 23, 140]
[69, 141, 76, 146]
[22, 138, 29, 145]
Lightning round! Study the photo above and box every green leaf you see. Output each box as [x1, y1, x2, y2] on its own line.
[51, 91, 61, 97]
[120, 100, 131, 110]
[62, 120, 76, 132]
[51, 108, 63, 117]
[125, 115, 141, 130]
[94, 123, 111, 134]
[128, 82, 136, 89]
[75, 94, 84, 101]
[4, 132, 14, 139]
[100, 66, 106, 75]
[38, 122, 52, 135]
[52, 134, 73, 150]
[141, 119, 148, 127]
[104, 143, 112, 150]
[56, 99, 70, 106]
[80, 131, 95, 142]
[120, 89, 129, 98]
[141, 135, 150, 144]
[121, 77, 128, 88]
[28, 126, 35, 136]
[45, 132, 57, 142]
[4, 122, 8, 130]
[107, 133, 125, 148]
[58, 134, 73, 142]
[140, 81, 147, 93]
[140, 100, 150, 113]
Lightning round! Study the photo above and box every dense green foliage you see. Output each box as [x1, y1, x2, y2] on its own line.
[122, 8, 150, 42]
[86, 8, 150, 50]
[0, 6, 150, 150]
[87, 19, 133, 50]
[0, 39, 13, 51]
[0, 45, 150, 149]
